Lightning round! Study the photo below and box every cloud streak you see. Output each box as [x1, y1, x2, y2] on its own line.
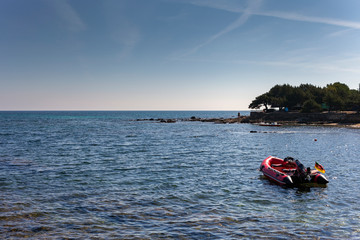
[257, 10, 360, 29]
[179, 0, 360, 59]
[180, 0, 262, 57]
[189, 0, 360, 29]
[175, 54, 360, 74]
[113, 24, 141, 60]
[47, 0, 86, 32]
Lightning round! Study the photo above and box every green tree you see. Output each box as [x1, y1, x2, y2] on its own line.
[299, 84, 324, 106]
[248, 93, 271, 110]
[268, 84, 292, 110]
[346, 89, 360, 112]
[266, 84, 307, 110]
[248, 82, 357, 112]
[269, 96, 286, 110]
[301, 99, 322, 113]
[287, 87, 307, 110]
[324, 82, 350, 111]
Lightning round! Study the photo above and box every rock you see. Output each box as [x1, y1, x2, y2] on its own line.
[241, 118, 250, 123]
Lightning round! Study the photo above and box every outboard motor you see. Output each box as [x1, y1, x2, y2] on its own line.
[284, 156, 294, 162]
[294, 159, 310, 183]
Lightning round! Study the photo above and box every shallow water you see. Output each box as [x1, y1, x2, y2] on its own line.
[1, 111, 359, 239]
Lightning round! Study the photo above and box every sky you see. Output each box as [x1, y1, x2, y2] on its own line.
[1, 0, 360, 110]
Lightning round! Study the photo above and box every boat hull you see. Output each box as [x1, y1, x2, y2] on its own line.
[260, 156, 329, 187]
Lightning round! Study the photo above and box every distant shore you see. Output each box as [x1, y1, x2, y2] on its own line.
[136, 111, 360, 128]
[136, 116, 246, 124]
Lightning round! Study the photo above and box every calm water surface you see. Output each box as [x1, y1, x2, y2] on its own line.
[0, 111, 359, 239]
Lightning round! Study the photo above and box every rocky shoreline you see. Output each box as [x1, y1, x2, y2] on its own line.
[136, 112, 360, 128]
[136, 115, 250, 124]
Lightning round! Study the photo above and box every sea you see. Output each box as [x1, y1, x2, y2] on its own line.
[1, 111, 359, 239]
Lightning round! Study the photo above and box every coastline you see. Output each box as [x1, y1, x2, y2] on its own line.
[136, 112, 360, 128]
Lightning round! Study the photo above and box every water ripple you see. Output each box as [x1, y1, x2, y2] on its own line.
[0, 112, 359, 239]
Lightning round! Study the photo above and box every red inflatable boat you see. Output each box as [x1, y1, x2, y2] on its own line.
[260, 156, 329, 186]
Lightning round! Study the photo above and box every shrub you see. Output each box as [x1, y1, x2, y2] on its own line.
[301, 99, 322, 113]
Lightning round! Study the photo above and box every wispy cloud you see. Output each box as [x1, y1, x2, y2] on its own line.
[256, 10, 360, 29]
[47, 0, 86, 32]
[178, 0, 360, 59]
[172, 51, 360, 74]
[254, 59, 360, 74]
[179, 0, 263, 57]
[112, 23, 141, 60]
[189, 0, 360, 30]
[187, 0, 247, 13]
[101, 1, 142, 60]
[327, 28, 355, 38]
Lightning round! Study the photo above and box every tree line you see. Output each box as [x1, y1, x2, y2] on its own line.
[248, 82, 360, 113]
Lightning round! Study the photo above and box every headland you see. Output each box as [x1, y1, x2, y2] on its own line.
[136, 111, 360, 128]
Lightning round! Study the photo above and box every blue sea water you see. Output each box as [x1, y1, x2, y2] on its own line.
[1, 111, 360, 239]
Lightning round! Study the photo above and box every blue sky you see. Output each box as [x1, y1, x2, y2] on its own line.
[1, 0, 360, 110]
